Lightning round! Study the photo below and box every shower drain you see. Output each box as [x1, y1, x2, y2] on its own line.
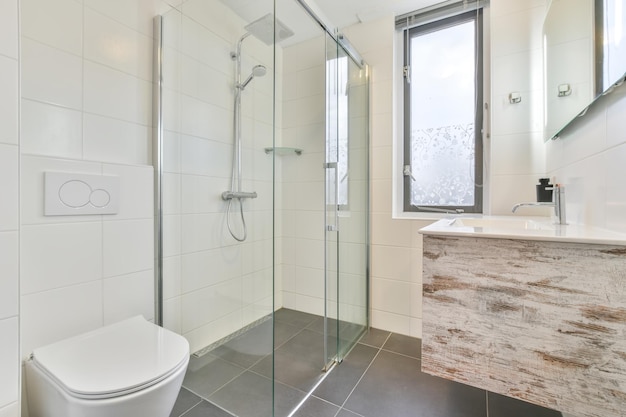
[192, 314, 272, 358]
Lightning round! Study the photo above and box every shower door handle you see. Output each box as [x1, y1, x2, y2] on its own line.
[324, 162, 339, 232]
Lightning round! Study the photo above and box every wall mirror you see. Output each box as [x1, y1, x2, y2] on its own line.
[543, 0, 626, 141]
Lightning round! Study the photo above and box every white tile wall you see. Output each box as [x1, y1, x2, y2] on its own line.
[546, 81, 626, 233]
[0, 2, 18, 413]
[17, 0, 174, 397]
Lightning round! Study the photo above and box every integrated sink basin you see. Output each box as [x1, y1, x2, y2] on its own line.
[420, 215, 626, 245]
[447, 217, 556, 231]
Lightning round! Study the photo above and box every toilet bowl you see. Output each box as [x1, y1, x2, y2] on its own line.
[25, 315, 189, 417]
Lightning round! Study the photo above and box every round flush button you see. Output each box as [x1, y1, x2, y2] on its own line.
[59, 180, 91, 208]
[90, 189, 111, 208]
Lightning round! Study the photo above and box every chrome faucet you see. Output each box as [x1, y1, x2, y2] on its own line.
[511, 184, 567, 225]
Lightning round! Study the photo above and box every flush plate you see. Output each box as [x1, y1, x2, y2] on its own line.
[44, 172, 119, 216]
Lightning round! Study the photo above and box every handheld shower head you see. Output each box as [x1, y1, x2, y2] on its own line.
[239, 64, 267, 90]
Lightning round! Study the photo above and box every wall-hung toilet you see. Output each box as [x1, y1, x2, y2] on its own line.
[25, 315, 189, 417]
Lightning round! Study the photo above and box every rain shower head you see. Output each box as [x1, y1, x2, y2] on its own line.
[240, 64, 267, 90]
[244, 13, 295, 45]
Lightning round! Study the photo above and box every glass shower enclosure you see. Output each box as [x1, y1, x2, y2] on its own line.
[154, 0, 369, 415]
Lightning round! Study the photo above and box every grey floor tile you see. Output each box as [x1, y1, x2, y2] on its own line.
[336, 409, 364, 417]
[358, 328, 390, 348]
[252, 328, 328, 392]
[275, 308, 319, 328]
[183, 354, 246, 399]
[313, 343, 378, 406]
[181, 400, 236, 417]
[488, 392, 562, 417]
[170, 387, 202, 417]
[343, 350, 486, 417]
[210, 321, 273, 368]
[209, 371, 305, 417]
[382, 333, 422, 359]
[292, 396, 339, 417]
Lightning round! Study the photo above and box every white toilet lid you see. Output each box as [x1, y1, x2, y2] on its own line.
[31, 316, 189, 399]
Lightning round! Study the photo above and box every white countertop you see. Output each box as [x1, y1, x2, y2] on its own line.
[418, 215, 626, 245]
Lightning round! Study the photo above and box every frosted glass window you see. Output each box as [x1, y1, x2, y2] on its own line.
[403, 11, 483, 213]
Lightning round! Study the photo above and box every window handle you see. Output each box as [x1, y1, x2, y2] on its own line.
[403, 165, 416, 181]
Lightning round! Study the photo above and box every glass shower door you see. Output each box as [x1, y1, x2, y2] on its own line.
[324, 32, 340, 370]
[325, 34, 369, 365]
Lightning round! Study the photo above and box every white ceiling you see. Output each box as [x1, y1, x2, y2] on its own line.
[220, 0, 446, 46]
[313, 0, 446, 28]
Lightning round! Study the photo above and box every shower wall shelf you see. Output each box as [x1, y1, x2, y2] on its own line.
[264, 147, 303, 156]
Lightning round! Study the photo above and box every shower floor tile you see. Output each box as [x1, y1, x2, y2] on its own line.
[172, 310, 564, 417]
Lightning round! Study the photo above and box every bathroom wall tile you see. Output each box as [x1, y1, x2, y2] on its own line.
[164, 296, 182, 335]
[0, 232, 18, 319]
[180, 135, 232, 177]
[163, 130, 181, 174]
[295, 293, 324, 317]
[371, 309, 410, 336]
[180, 213, 224, 253]
[294, 266, 324, 299]
[605, 143, 626, 233]
[491, 132, 545, 176]
[83, 0, 170, 37]
[102, 164, 153, 220]
[84, 60, 152, 126]
[180, 54, 231, 109]
[409, 318, 422, 339]
[163, 255, 181, 300]
[180, 16, 232, 76]
[21, 281, 103, 356]
[371, 278, 411, 316]
[180, 278, 243, 333]
[103, 219, 153, 277]
[370, 214, 413, 247]
[0, 317, 18, 408]
[20, 99, 83, 159]
[0, 55, 18, 145]
[490, 174, 546, 216]
[371, 179, 392, 214]
[103, 269, 154, 325]
[491, 5, 545, 58]
[180, 0, 242, 49]
[605, 85, 626, 149]
[20, 222, 102, 295]
[492, 49, 542, 97]
[0, 145, 18, 231]
[21, 38, 83, 109]
[294, 211, 324, 241]
[84, 8, 153, 81]
[295, 238, 324, 270]
[19, 155, 102, 226]
[180, 174, 228, 215]
[371, 245, 412, 282]
[180, 95, 232, 142]
[84, 114, 151, 165]
[181, 247, 242, 293]
[371, 79, 392, 117]
[21, 0, 83, 55]
[491, 90, 543, 136]
[163, 173, 181, 216]
[163, 214, 181, 257]
[0, 0, 18, 59]
[0, 401, 18, 417]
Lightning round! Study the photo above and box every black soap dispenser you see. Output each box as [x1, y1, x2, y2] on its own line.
[536, 178, 553, 202]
